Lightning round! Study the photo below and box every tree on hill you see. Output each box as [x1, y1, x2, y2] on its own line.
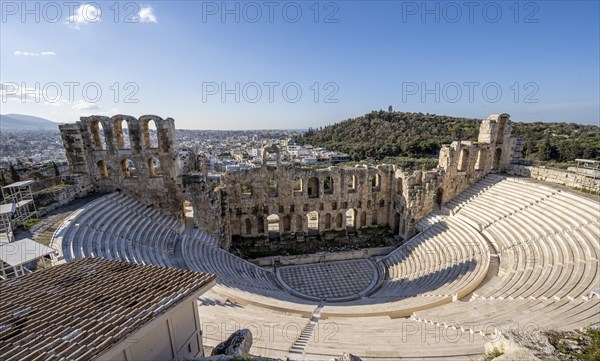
[299, 111, 600, 165]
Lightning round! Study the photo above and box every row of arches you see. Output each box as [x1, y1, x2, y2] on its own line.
[96, 157, 163, 179]
[89, 117, 160, 151]
[241, 174, 385, 198]
[233, 208, 398, 239]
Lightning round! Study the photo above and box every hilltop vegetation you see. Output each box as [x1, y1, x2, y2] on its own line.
[513, 121, 600, 163]
[299, 110, 600, 167]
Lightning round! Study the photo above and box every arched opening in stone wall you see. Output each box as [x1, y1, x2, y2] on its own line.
[144, 119, 159, 148]
[257, 216, 265, 234]
[475, 148, 487, 170]
[493, 148, 502, 170]
[345, 209, 356, 231]
[360, 211, 367, 228]
[90, 120, 106, 150]
[379, 200, 385, 208]
[256, 216, 265, 235]
[293, 178, 303, 194]
[393, 212, 400, 234]
[267, 179, 278, 197]
[121, 159, 137, 177]
[267, 214, 280, 239]
[458, 149, 470, 171]
[324, 176, 333, 195]
[396, 177, 403, 195]
[371, 212, 378, 226]
[308, 177, 319, 198]
[282, 215, 291, 233]
[96, 160, 109, 178]
[114, 119, 131, 150]
[182, 200, 194, 226]
[335, 213, 343, 229]
[295, 214, 303, 232]
[307, 211, 319, 236]
[147, 157, 163, 177]
[323, 213, 331, 230]
[435, 188, 444, 209]
[230, 218, 240, 237]
[347, 175, 356, 193]
[245, 218, 252, 235]
[262, 145, 281, 167]
[241, 180, 252, 196]
[371, 174, 381, 191]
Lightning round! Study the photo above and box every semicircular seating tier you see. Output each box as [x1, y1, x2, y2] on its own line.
[54, 191, 492, 317]
[52, 175, 600, 360]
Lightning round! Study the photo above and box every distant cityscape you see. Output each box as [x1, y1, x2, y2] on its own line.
[0, 126, 352, 180]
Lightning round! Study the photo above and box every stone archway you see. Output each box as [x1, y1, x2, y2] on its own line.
[307, 211, 319, 236]
[308, 177, 319, 198]
[345, 209, 356, 232]
[267, 214, 280, 239]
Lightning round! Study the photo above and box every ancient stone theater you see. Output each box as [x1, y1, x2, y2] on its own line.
[30, 113, 599, 359]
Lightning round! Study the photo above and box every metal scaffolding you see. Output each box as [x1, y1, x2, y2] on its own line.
[0, 203, 15, 245]
[1, 180, 38, 229]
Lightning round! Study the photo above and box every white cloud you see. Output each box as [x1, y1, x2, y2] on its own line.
[14, 51, 56, 56]
[71, 100, 101, 111]
[44, 99, 70, 108]
[65, 4, 101, 29]
[138, 6, 157, 23]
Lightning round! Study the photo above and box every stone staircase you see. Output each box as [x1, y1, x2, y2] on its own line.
[288, 301, 325, 360]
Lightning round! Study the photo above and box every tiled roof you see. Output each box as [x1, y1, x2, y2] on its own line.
[0, 258, 216, 361]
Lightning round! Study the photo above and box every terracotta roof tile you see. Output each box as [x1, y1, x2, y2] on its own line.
[0, 258, 216, 361]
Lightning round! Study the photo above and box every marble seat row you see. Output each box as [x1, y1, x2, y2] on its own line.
[478, 218, 599, 300]
[410, 175, 600, 339]
[198, 290, 488, 361]
[380, 218, 490, 298]
[59, 192, 182, 268]
[412, 297, 600, 336]
[181, 235, 285, 294]
[303, 315, 486, 361]
[198, 290, 301, 359]
[447, 175, 559, 230]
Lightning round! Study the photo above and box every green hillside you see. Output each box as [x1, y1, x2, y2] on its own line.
[299, 110, 600, 168]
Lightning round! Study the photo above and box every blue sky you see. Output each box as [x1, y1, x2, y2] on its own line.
[1, 1, 598, 129]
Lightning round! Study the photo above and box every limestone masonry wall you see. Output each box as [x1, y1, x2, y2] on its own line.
[60, 113, 516, 250]
[59, 115, 183, 217]
[508, 164, 600, 194]
[33, 175, 92, 215]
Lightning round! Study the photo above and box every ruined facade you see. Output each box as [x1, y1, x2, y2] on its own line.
[401, 113, 515, 229]
[60, 113, 515, 252]
[59, 115, 183, 216]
